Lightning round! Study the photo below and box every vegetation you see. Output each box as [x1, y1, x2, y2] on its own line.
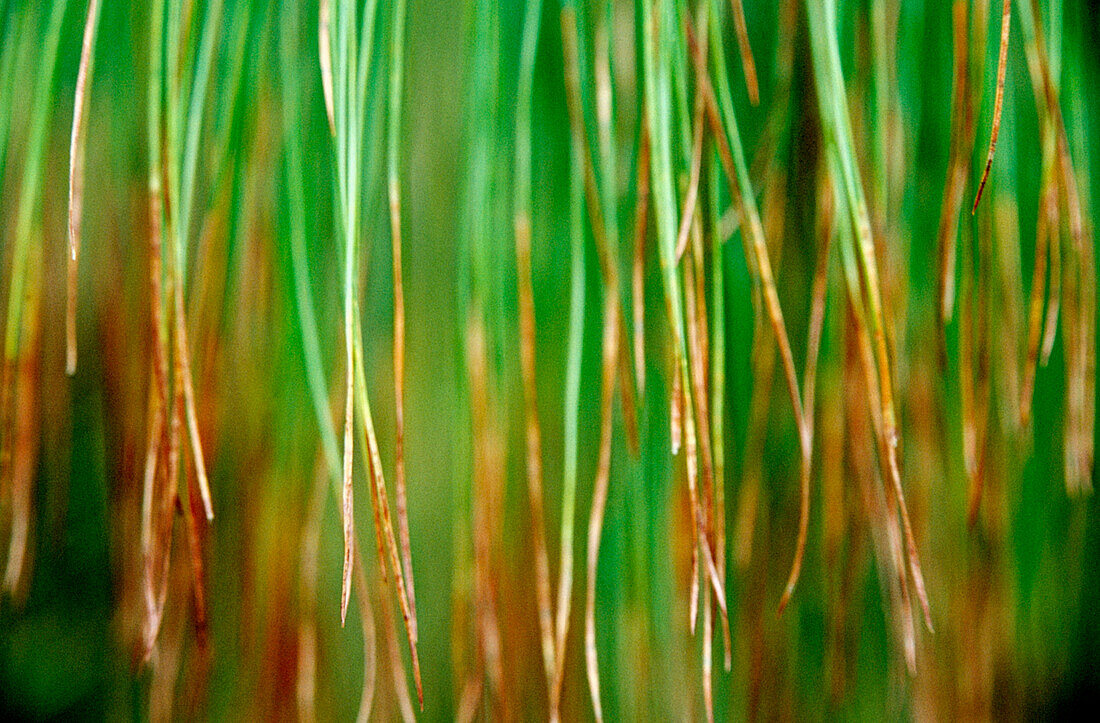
[0, 0, 1098, 718]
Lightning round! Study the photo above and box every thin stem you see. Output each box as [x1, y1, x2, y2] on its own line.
[66, 0, 104, 376]
[388, 0, 419, 649]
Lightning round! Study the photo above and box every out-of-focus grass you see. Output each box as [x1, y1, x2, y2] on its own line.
[0, 0, 1098, 719]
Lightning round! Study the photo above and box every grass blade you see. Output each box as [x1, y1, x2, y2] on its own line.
[708, 156, 732, 670]
[514, 0, 556, 696]
[167, 0, 224, 524]
[319, 0, 335, 134]
[551, 109, 587, 719]
[727, 0, 759, 105]
[631, 120, 651, 399]
[353, 297, 423, 707]
[66, 0, 104, 376]
[806, 0, 932, 635]
[583, 292, 618, 723]
[936, 0, 972, 324]
[690, 0, 809, 610]
[388, 0, 419, 649]
[972, 0, 1011, 213]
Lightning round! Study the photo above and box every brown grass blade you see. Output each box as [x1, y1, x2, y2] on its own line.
[1062, 255, 1086, 493]
[937, 0, 972, 324]
[893, 537, 917, 673]
[390, 178, 418, 644]
[851, 253, 934, 640]
[514, 205, 557, 688]
[179, 461, 208, 643]
[680, 349, 728, 621]
[778, 184, 834, 615]
[173, 280, 213, 522]
[1040, 186, 1061, 365]
[66, 0, 103, 377]
[146, 341, 185, 662]
[165, 379, 184, 576]
[684, 374, 702, 636]
[140, 174, 176, 659]
[584, 291, 618, 723]
[140, 386, 170, 659]
[888, 448, 932, 633]
[1023, 0, 1096, 491]
[683, 253, 728, 629]
[852, 313, 917, 670]
[632, 119, 651, 399]
[690, 220, 709, 389]
[352, 316, 423, 709]
[616, 312, 640, 457]
[844, 314, 915, 673]
[728, 0, 760, 105]
[674, 97, 705, 264]
[296, 415, 380, 719]
[148, 187, 171, 415]
[684, 256, 714, 537]
[972, 0, 1011, 214]
[368, 431, 390, 585]
[379, 578, 415, 723]
[466, 315, 503, 702]
[830, 94, 933, 639]
[340, 356, 355, 624]
[690, 21, 805, 469]
[885, 491, 917, 673]
[689, 19, 808, 610]
[690, 213, 732, 652]
[839, 203, 930, 649]
[685, 351, 700, 635]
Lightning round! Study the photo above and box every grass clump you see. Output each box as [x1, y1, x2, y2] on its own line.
[0, 0, 1097, 719]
